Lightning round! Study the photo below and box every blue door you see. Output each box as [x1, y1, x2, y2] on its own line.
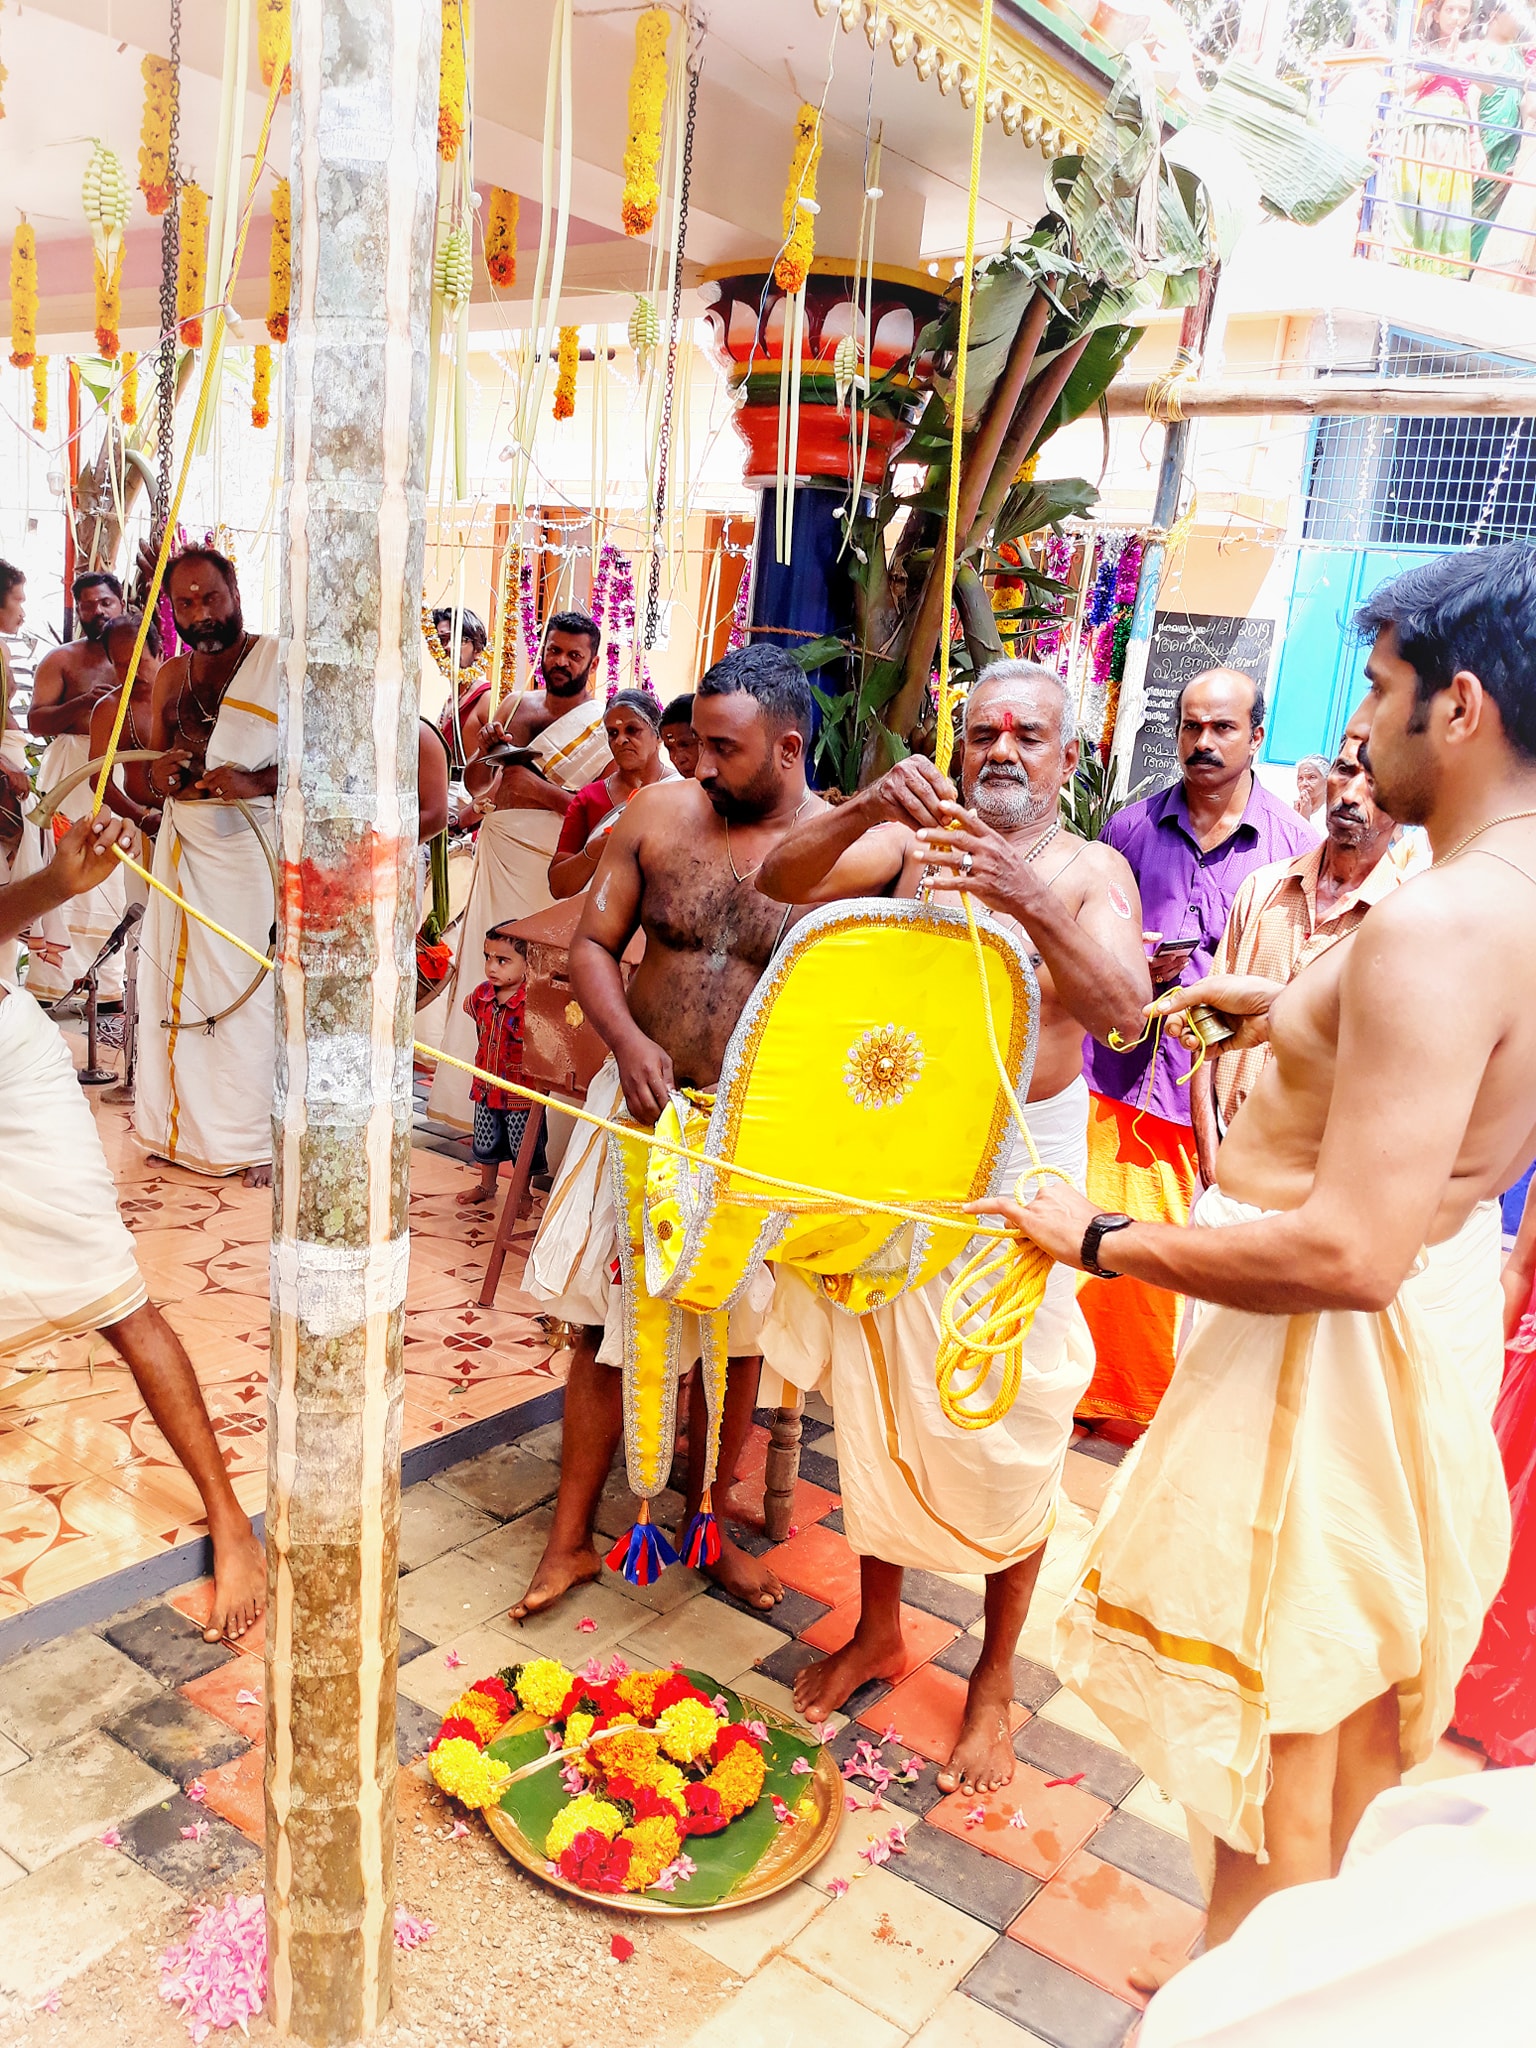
[1266, 545, 1440, 765]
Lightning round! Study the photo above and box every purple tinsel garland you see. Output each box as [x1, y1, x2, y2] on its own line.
[725, 556, 750, 652]
[588, 539, 652, 698]
[1034, 535, 1075, 663]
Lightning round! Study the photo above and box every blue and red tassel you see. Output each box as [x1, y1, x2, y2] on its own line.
[604, 1497, 679, 1587]
[681, 1487, 722, 1569]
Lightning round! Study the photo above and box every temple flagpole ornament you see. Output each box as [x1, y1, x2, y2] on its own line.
[266, 0, 438, 2039]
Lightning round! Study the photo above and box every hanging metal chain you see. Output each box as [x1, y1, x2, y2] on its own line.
[153, 0, 183, 548]
[643, 47, 699, 652]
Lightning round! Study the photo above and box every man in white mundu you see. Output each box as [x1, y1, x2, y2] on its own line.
[136, 548, 279, 1186]
[425, 609, 610, 1131]
[12, 570, 131, 1004]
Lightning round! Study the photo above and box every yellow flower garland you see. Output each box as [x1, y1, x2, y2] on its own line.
[9, 222, 36, 368]
[93, 248, 125, 361]
[620, 8, 670, 238]
[485, 187, 518, 289]
[121, 350, 138, 426]
[31, 358, 47, 434]
[251, 343, 272, 429]
[266, 178, 291, 343]
[657, 1697, 720, 1766]
[177, 182, 210, 347]
[620, 1813, 682, 1892]
[421, 604, 491, 689]
[258, 0, 291, 94]
[775, 103, 822, 295]
[428, 1736, 510, 1811]
[553, 324, 578, 421]
[546, 1793, 623, 1860]
[438, 0, 467, 163]
[139, 55, 177, 217]
[514, 1657, 573, 1720]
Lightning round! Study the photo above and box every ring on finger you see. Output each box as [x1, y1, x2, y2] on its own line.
[960, 851, 974, 877]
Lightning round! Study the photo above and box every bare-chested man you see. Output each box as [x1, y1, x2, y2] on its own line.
[0, 811, 265, 1637]
[426, 610, 610, 1132]
[135, 549, 280, 1185]
[17, 572, 131, 1002]
[978, 544, 1536, 1955]
[755, 659, 1150, 1791]
[512, 643, 827, 1620]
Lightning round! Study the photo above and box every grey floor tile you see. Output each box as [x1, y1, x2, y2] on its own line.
[936, 1637, 1061, 1711]
[397, 1626, 432, 1665]
[1011, 1718, 1141, 1806]
[0, 1632, 162, 1755]
[434, 1443, 561, 1521]
[1088, 1807, 1204, 1909]
[106, 1695, 248, 1789]
[395, 1695, 440, 1766]
[119, 1792, 259, 1892]
[797, 1446, 842, 1493]
[706, 1583, 829, 1636]
[1072, 1434, 1132, 1468]
[828, 1724, 947, 1817]
[0, 1842, 177, 2002]
[722, 1517, 776, 1558]
[961, 1941, 1138, 2048]
[901, 1570, 986, 1630]
[889, 1824, 1041, 1931]
[753, 1636, 890, 1716]
[0, 1729, 173, 1870]
[398, 1484, 499, 1571]
[822, 1507, 846, 1535]
[103, 1606, 235, 1688]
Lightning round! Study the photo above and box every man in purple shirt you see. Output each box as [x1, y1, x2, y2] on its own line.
[1078, 667, 1316, 1426]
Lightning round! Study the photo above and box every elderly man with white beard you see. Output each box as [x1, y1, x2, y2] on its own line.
[755, 660, 1150, 1796]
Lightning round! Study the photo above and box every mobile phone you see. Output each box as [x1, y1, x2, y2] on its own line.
[1151, 936, 1195, 958]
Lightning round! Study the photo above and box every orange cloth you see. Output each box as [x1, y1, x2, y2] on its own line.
[1077, 1091, 1199, 1426]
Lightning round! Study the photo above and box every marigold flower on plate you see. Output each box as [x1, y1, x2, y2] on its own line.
[466, 1674, 515, 1721]
[706, 1739, 766, 1820]
[595, 1724, 662, 1784]
[445, 1690, 503, 1744]
[429, 1715, 483, 1752]
[546, 1792, 624, 1860]
[428, 1736, 509, 1811]
[621, 1812, 682, 1891]
[658, 1695, 719, 1765]
[515, 1657, 574, 1719]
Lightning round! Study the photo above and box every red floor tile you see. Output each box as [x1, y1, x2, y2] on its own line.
[801, 1598, 956, 1676]
[764, 1523, 863, 1606]
[170, 1579, 267, 1655]
[1008, 1848, 1206, 2007]
[199, 1743, 265, 1843]
[181, 1653, 267, 1744]
[926, 1764, 1108, 1879]
[858, 1661, 1027, 1763]
[722, 1472, 840, 1532]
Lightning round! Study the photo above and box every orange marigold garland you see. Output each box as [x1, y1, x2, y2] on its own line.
[251, 343, 272, 429]
[553, 324, 578, 421]
[121, 350, 138, 426]
[438, 0, 467, 162]
[266, 177, 291, 343]
[485, 187, 518, 289]
[258, 0, 291, 94]
[138, 54, 177, 215]
[9, 222, 36, 368]
[427, 1660, 804, 1901]
[177, 181, 209, 346]
[774, 102, 823, 294]
[620, 7, 670, 238]
[93, 248, 125, 361]
[30, 358, 46, 433]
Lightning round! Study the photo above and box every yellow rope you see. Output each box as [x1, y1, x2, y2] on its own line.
[91, 67, 286, 819]
[932, 0, 994, 782]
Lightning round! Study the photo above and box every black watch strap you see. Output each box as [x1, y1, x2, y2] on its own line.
[1082, 1212, 1135, 1279]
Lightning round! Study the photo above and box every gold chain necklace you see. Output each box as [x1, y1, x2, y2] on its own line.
[725, 792, 812, 885]
[1432, 808, 1536, 868]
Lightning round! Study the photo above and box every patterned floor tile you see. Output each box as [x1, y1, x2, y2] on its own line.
[1007, 1848, 1205, 2009]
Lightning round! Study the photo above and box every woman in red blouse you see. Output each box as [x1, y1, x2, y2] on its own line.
[547, 688, 672, 900]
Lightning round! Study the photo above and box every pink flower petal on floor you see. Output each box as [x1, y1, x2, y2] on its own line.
[1008, 1807, 1029, 1829]
[393, 1904, 435, 1951]
[844, 1794, 863, 1812]
[859, 1835, 891, 1866]
[880, 1724, 899, 1744]
[786, 1525, 800, 1538]
[185, 1780, 207, 1804]
[1044, 1772, 1085, 1789]
[234, 1688, 262, 1707]
[575, 1616, 598, 1634]
[179, 1821, 209, 1842]
[99, 1828, 122, 1848]
[158, 1893, 266, 2041]
[964, 1804, 985, 1828]
[827, 1877, 849, 1898]
[34, 1989, 60, 2014]
[789, 1757, 812, 1775]
[611, 1934, 635, 1962]
[443, 1650, 464, 1670]
[448, 1821, 470, 1841]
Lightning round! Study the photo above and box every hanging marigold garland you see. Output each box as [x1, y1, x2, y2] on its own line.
[438, 0, 467, 162]
[83, 140, 131, 361]
[177, 181, 210, 346]
[266, 177, 291, 343]
[553, 325, 579, 421]
[620, 8, 670, 237]
[775, 103, 822, 294]
[30, 358, 46, 433]
[251, 343, 272, 429]
[121, 350, 138, 427]
[258, 0, 291, 95]
[93, 248, 125, 361]
[138, 54, 177, 215]
[485, 187, 518, 289]
[9, 222, 36, 368]
[0, 2, 8, 123]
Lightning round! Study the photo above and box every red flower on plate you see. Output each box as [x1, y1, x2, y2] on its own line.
[558, 1828, 633, 1894]
[712, 1722, 763, 1765]
[651, 1671, 711, 1716]
[467, 1675, 515, 1720]
[681, 1783, 727, 1837]
[429, 1715, 483, 1752]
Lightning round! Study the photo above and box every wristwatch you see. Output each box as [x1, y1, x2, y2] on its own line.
[1081, 1212, 1135, 1279]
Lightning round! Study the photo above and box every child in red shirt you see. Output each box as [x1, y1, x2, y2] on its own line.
[459, 921, 530, 1205]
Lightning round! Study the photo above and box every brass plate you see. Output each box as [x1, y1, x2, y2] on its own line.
[483, 1697, 844, 1916]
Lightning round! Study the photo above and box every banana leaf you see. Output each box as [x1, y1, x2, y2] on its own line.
[791, 635, 850, 675]
[989, 476, 1100, 552]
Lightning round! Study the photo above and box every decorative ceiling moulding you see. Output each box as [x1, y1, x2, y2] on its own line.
[810, 0, 1105, 156]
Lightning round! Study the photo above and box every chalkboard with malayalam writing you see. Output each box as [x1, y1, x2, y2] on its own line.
[1128, 612, 1276, 794]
